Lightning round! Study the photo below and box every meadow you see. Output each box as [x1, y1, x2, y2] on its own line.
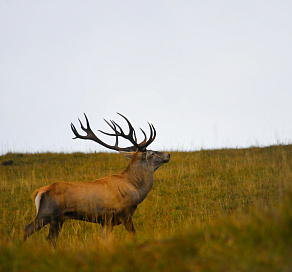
[0, 145, 292, 271]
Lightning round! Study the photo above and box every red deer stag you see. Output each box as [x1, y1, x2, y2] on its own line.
[23, 113, 170, 247]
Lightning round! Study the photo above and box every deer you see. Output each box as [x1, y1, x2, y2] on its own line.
[23, 113, 170, 247]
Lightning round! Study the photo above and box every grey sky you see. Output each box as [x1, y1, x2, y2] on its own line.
[1, 1, 291, 154]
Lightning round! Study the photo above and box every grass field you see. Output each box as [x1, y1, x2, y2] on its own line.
[1, 145, 292, 271]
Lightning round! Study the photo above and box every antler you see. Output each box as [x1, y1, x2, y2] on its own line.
[71, 113, 156, 152]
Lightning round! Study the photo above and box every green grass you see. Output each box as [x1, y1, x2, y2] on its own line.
[1, 145, 292, 271]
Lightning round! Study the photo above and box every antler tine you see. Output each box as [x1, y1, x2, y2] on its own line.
[117, 113, 136, 137]
[139, 128, 147, 145]
[138, 123, 156, 150]
[105, 119, 115, 131]
[83, 113, 90, 128]
[116, 113, 141, 147]
[112, 116, 138, 143]
[99, 119, 118, 136]
[146, 123, 154, 144]
[70, 113, 91, 140]
[70, 123, 79, 139]
[150, 124, 157, 143]
[112, 120, 125, 135]
[151, 124, 157, 142]
[133, 129, 137, 143]
[105, 119, 120, 147]
[103, 119, 120, 148]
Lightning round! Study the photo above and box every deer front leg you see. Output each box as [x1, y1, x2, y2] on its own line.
[121, 215, 136, 239]
[101, 214, 113, 239]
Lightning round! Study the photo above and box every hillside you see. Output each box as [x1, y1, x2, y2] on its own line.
[1, 145, 292, 271]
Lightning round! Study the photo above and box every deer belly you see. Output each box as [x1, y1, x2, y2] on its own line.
[63, 194, 134, 218]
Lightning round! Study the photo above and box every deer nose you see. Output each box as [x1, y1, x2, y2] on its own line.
[164, 153, 171, 162]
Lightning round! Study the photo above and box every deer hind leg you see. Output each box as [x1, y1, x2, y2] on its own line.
[23, 216, 51, 241]
[46, 220, 64, 248]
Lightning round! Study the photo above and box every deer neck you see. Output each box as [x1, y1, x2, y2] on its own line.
[122, 159, 154, 203]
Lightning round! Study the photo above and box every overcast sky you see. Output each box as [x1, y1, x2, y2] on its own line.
[1, 1, 291, 154]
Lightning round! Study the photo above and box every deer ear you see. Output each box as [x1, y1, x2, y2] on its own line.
[119, 151, 134, 159]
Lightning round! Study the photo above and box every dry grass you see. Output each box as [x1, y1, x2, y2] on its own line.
[1, 145, 292, 271]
